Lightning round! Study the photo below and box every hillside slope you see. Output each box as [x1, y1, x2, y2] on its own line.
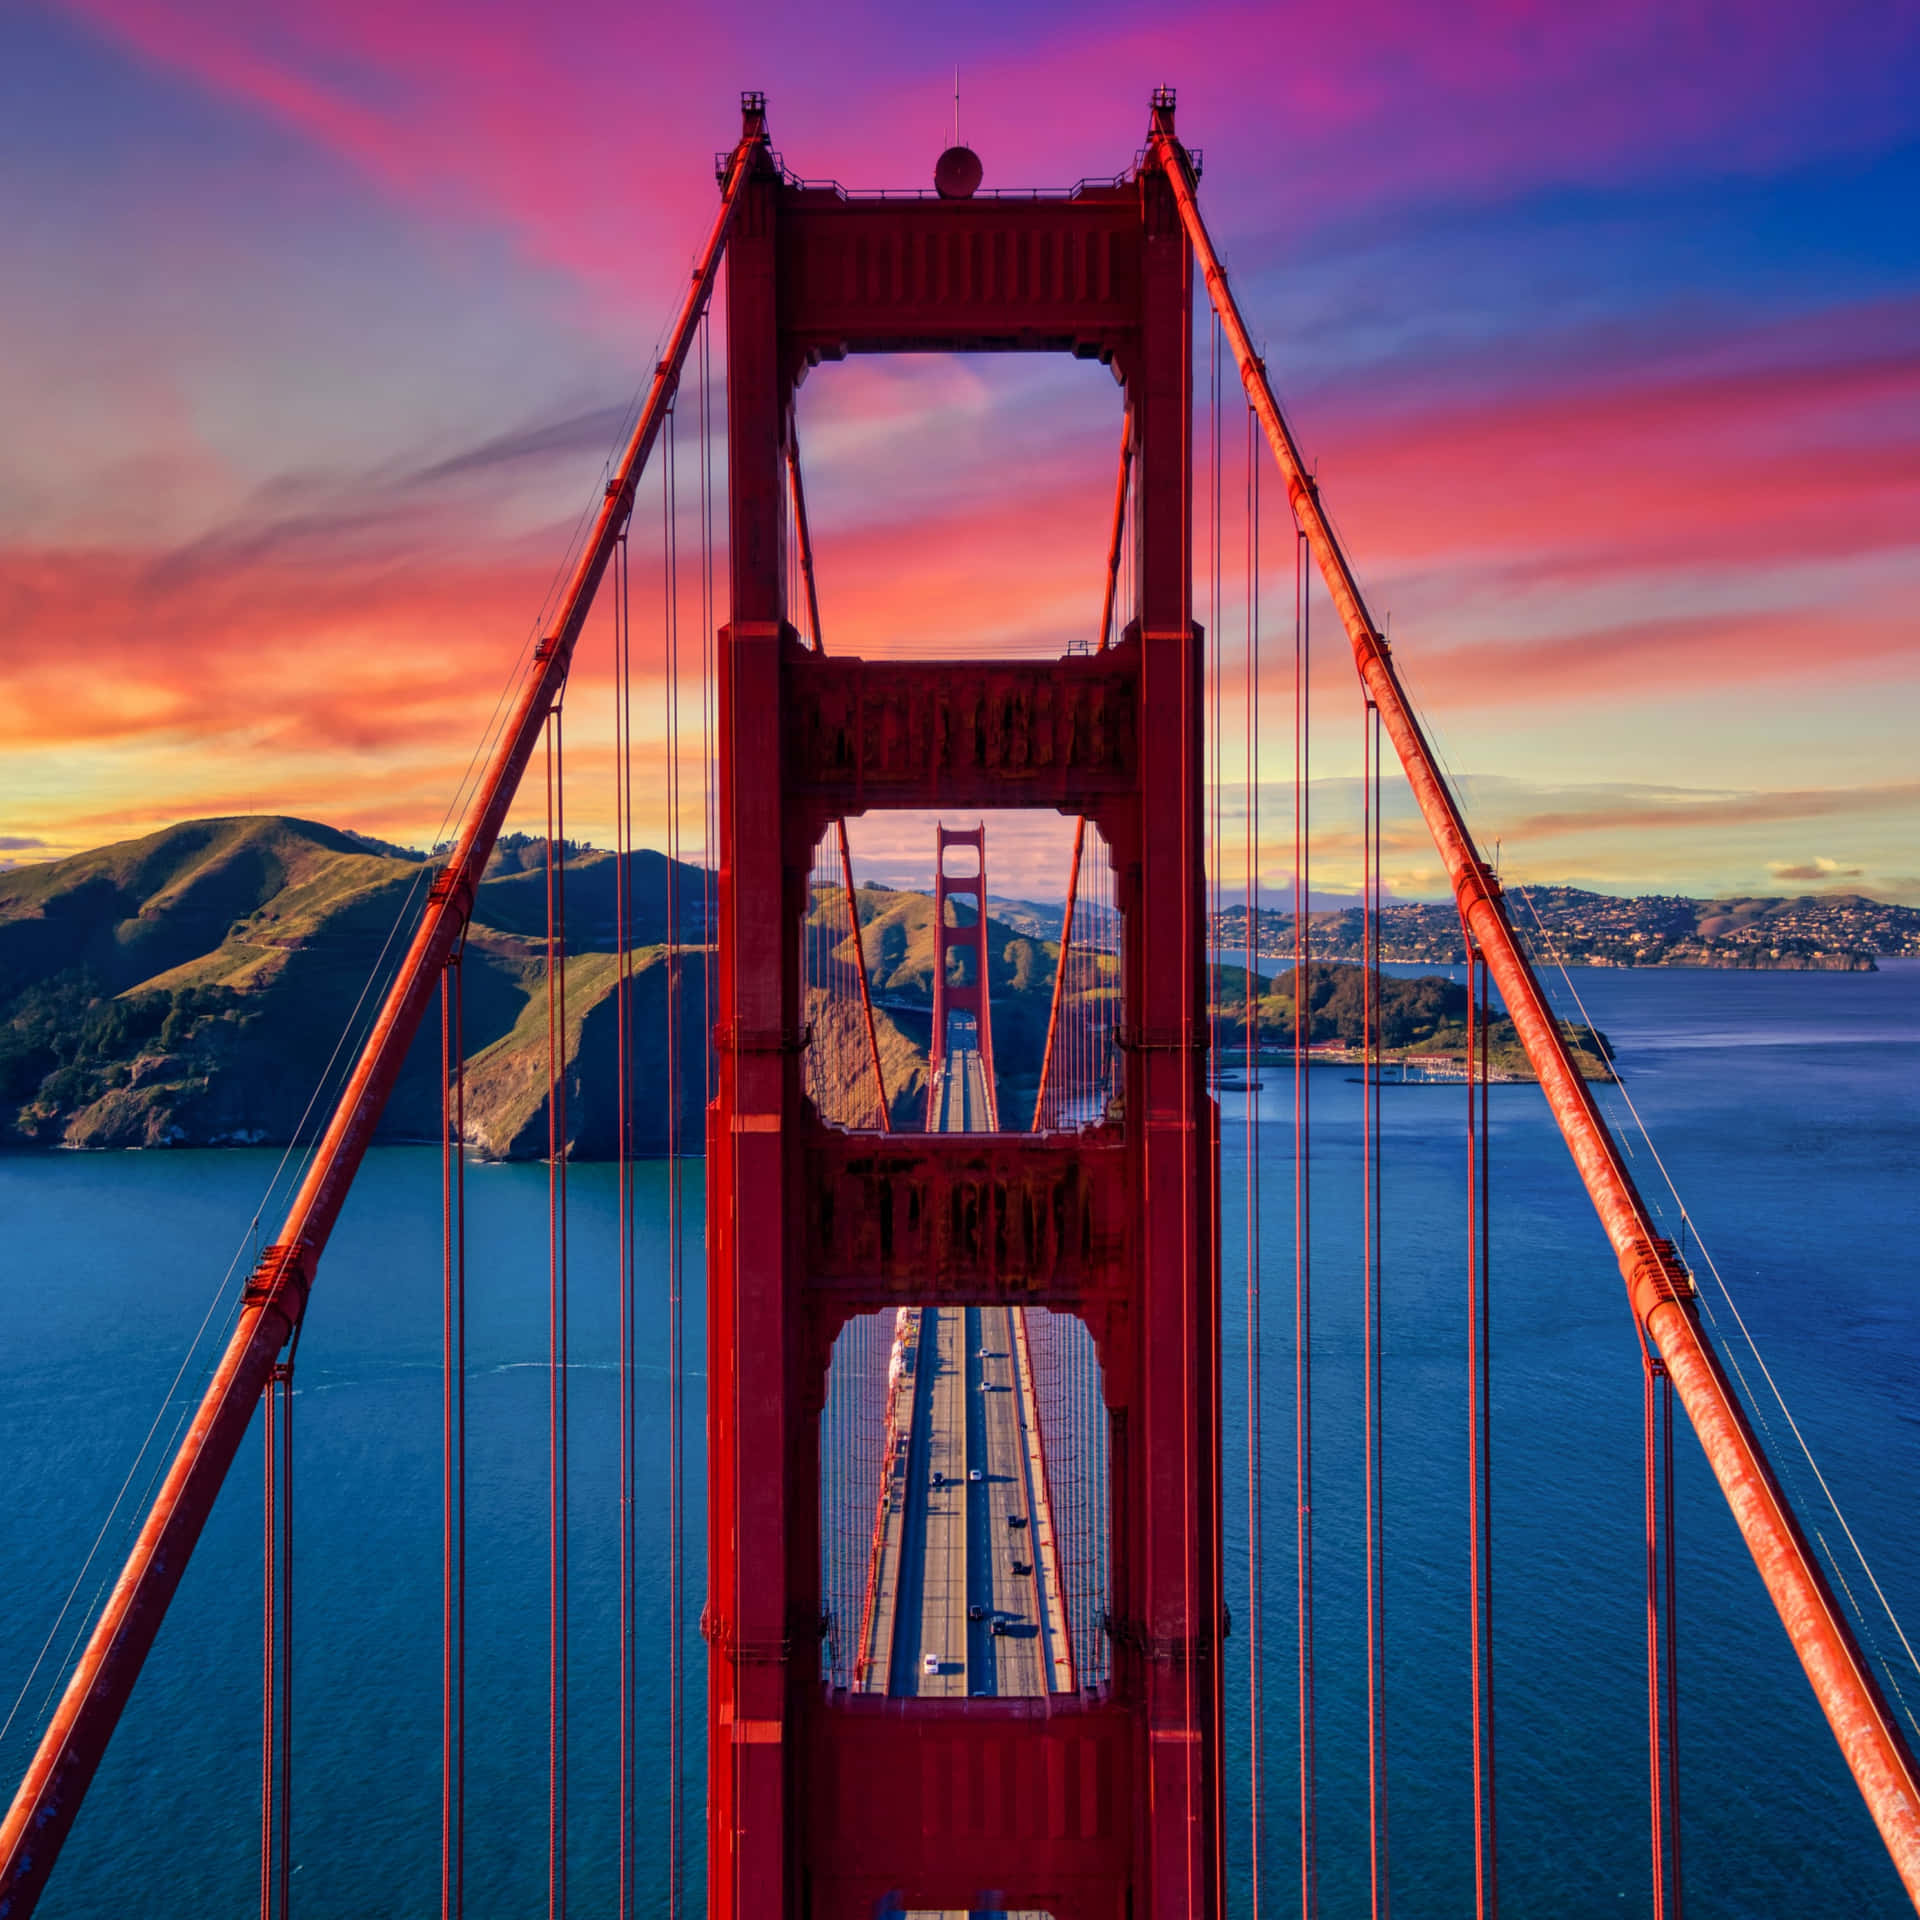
[0, 818, 706, 1155]
[1, 820, 1610, 1155]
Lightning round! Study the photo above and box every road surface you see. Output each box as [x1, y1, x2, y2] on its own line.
[860, 1047, 1073, 1705]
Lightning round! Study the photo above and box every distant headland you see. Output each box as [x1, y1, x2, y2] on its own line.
[41, 815, 1910, 1157]
[1210, 888, 1918, 974]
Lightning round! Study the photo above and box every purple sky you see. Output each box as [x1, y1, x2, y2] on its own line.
[3, 1, 1917, 901]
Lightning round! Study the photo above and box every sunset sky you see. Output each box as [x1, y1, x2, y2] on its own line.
[3, 2, 1917, 903]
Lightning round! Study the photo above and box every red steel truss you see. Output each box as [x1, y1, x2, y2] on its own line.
[708, 100, 1219, 1918]
[5, 87, 1911, 1920]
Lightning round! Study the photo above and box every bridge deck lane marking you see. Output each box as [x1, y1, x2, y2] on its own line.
[869, 1045, 1069, 1719]
[928, 1302, 969, 1697]
[977, 1303, 1047, 1695]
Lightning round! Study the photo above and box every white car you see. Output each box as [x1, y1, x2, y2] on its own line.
[969, 1468, 984, 1483]
[923, 1654, 940, 1675]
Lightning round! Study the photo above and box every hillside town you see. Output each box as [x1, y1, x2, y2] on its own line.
[1210, 887, 1920, 971]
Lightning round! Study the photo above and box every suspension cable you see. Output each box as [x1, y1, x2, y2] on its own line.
[1465, 948, 1498, 1919]
[1662, 1363, 1682, 1915]
[545, 707, 569, 1920]
[1244, 391, 1267, 1915]
[258, 1373, 275, 1920]
[257, 1354, 293, 1920]
[614, 520, 637, 1920]
[441, 953, 467, 1920]
[1293, 520, 1318, 1920]
[788, 431, 890, 1132]
[1363, 693, 1389, 1918]
[664, 386, 687, 1920]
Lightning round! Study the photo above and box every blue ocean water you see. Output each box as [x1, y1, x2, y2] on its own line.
[1, 964, 1915, 1916]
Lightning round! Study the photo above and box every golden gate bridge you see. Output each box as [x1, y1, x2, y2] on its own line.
[3, 89, 1918, 1920]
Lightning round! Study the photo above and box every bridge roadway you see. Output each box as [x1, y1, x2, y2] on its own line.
[860, 1047, 1074, 1730]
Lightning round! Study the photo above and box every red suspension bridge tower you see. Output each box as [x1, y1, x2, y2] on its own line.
[927, 824, 1000, 1130]
[3, 86, 1918, 1920]
[709, 92, 1218, 1916]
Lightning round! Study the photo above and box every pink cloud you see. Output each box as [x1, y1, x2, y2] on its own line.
[1309, 315, 1920, 580]
[59, 0, 1920, 308]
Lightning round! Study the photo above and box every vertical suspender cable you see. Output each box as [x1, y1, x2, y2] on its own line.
[258, 1374, 276, 1920]
[1363, 696, 1389, 1917]
[1244, 396, 1266, 1916]
[0, 128, 760, 1920]
[614, 526, 636, 1920]
[1663, 1368, 1683, 1916]
[699, 310, 717, 1090]
[546, 710, 569, 1920]
[1644, 1349, 1667, 1920]
[1293, 523, 1318, 1920]
[1153, 127, 1920, 1896]
[789, 434, 890, 1133]
[1466, 950, 1497, 1919]
[1208, 317, 1231, 1920]
[259, 1354, 294, 1920]
[277, 1360, 292, 1920]
[441, 954, 467, 1920]
[1640, 1324, 1683, 1917]
[664, 395, 687, 1920]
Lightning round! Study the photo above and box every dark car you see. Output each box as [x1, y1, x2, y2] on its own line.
[1007, 1513, 1028, 1530]
[991, 1618, 1009, 1637]
[1010, 1560, 1031, 1577]
[968, 1603, 987, 1622]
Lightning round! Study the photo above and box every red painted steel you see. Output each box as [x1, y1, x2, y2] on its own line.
[929, 824, 999, 1129]
[784, 642, 1141, 822]
[0, 107, 766, 1920]
[801, 1124, 1131, 1310]
[1150, 104, 1920, 1903]
[708, 97, 1218, 1917]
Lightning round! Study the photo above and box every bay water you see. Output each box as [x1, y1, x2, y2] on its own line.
[2, 964, 1915, 1915]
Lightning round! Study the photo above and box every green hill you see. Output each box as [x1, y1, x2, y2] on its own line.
[0, 818, 1609, 1157]
[0, 817, 707, 1156]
